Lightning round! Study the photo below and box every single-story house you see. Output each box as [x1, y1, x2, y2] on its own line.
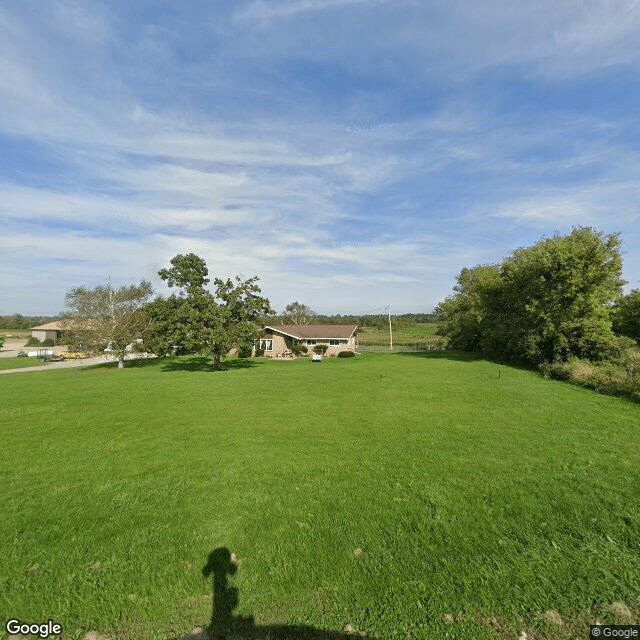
[257, 324, 358, 357]
[31, 321, 66, 345]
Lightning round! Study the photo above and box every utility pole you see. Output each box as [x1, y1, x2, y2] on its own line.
[386, 306, 393, 350]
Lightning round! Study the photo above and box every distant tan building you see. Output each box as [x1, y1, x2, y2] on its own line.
[31, 321, 66, 345]
[258, 324, 358, 357]
[31, 319, 91, 345]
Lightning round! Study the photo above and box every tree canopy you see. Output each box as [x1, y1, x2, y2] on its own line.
[63, 279, 154, 368]
[146, 253, 273, 370]
[436, 227, 627, 365]
[612, 288, 640, 343]
[158, 253, 209, 296]
[283, 301, 315, 325]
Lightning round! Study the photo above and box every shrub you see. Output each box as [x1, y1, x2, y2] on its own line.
[313, 345, 328, 355]
[42, 338, 55, 347]
[541, 348, 640, 402]
[292, 345, 308, 356]
[337, 350, 355, 358]
[25, 337, 42, 347]
[254, 347, 265, 358]
[237, 345, 253, 358]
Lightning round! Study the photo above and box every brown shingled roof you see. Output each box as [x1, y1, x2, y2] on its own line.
[264, 324, 357, 340]
[32, 319, 92, 330]
[31, 321, 66, 330]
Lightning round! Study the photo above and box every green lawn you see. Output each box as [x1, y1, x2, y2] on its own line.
[0, 357, 45, 370]
[1, 353, 638, 639]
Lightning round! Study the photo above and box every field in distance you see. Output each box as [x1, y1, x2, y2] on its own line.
[357, 323, 440, 346]
[1, 351, 638, 639]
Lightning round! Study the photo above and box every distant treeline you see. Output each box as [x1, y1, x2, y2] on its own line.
[0, 314, 59, 330]
[2, 312, 434, 332]
[267, 313, 436, 328]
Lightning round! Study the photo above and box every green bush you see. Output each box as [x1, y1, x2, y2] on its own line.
[254, 347, 265, 358]
[292, 345, 308, 356]
[337, 350, 355, 358]
[42, 339, 55, 347]
[313, 344, 328, 355]
[237, 345, 253, 358]
[25, 337, 42, 347]
[540, 347, 640, 402]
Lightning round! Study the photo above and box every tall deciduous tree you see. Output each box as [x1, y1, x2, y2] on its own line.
[146, 253, 273, 370]
[63, 279, 154, 368]
[283, 301, 315, 325]
[436, 227, 627, 364]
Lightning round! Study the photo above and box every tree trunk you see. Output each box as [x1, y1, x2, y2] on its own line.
[213, 353, 222, 371]
[118, 355, 125, 368]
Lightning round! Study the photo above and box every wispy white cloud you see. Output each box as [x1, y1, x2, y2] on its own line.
[479, 182, 640, 228]
[2, 0, 640, 314]
[233, 0, 394, 24]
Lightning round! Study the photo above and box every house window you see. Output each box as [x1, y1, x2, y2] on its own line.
[330, 339, 340, 346]
[260, 339, 273, 351]
[306, 339, 316, 346]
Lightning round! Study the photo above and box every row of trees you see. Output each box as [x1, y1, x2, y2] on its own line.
[435, 227, 638, 365]
[0, 314, 57, 330]
[268, 308, 436, 329]
[63, 254, 273, 370]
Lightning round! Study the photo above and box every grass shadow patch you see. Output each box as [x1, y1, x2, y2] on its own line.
[396, 349, 538, 374]
[160, 356, 261, 373]
[187, 547, 377, 640]
[395, 349, 485, 362]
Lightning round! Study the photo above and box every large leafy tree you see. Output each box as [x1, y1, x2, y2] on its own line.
[496, 227, 625, 363]
[147, 253, 273, 370]
[436, 227, 627, 364]
[63, 279, 154, 368]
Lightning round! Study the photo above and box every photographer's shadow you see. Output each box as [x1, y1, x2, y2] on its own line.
[193, 547, 372, 640]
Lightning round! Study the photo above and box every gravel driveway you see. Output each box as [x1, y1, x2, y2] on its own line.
[0, 337, 154, 375]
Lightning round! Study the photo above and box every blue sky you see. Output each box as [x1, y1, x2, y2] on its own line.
[2, 0, 639, 315]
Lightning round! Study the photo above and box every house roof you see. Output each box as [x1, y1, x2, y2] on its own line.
[32, 319, 91, 331]
[264, 324, 357, 340]
[31, 321, 66, 330]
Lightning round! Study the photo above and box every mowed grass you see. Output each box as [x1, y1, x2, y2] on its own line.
[0, 358, 46, 370]
[1, 353, 639, 640]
